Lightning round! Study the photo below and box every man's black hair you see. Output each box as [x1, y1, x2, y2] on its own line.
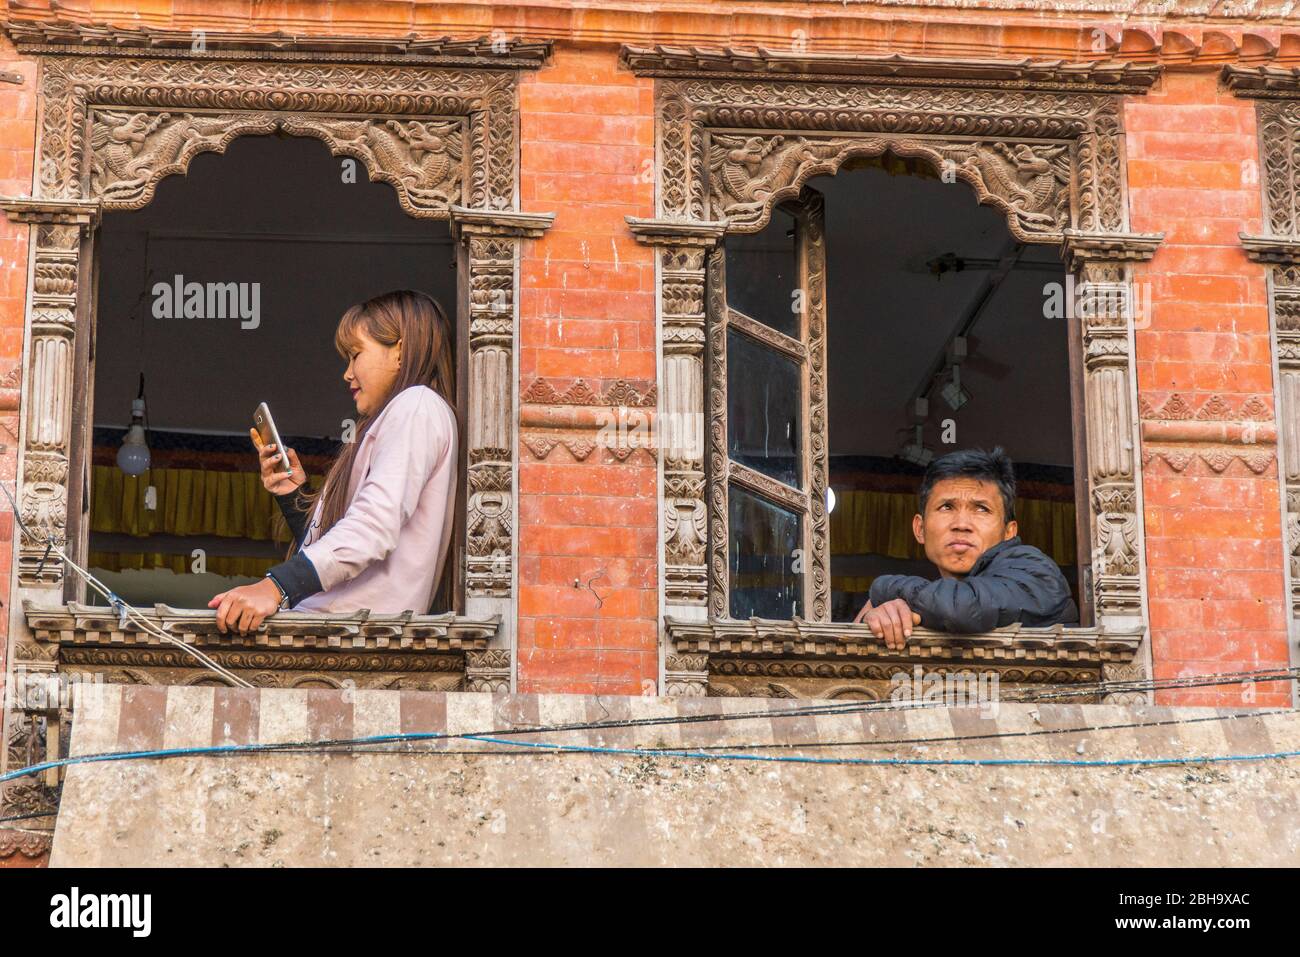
[917, 446, 1017, 523]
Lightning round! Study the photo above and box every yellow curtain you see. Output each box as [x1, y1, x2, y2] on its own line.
[829, 490, 924, 561]
[732, 491, 1075, 593]
[91, 465, 324, 541]
[828, 490, 1076, 567]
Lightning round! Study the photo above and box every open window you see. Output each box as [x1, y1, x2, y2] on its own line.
[83, 134, 461, 612]
[712, 191, 830, 621]
[710, 158, 1089, 626]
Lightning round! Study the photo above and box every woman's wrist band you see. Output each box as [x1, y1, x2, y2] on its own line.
[264, 573, 290, 609]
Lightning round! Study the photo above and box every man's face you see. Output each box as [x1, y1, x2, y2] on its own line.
[912, 477, 1018, 578]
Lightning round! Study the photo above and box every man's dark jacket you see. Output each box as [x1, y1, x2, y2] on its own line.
[867, 536, 1078, 633]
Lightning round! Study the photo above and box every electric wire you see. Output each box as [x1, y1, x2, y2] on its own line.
[308, 705, 1300, 756]
[0, 810, 57, 823]
[2, 490, 1297, 780]
[4, 660, 1295, 789]
[0, 481, 253, 688]
[5, 674, 1300, 785]
[4, 724, 1300, 783]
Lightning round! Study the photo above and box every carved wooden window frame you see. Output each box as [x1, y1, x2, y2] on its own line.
[624, 49, 1163, 641]
[708, 189, 830, 620]
[0, 42, 556, 641]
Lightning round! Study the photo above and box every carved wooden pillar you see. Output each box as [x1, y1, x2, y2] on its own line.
[627, 220, 726, 623]
[0, 201, 99, 593]
[1228, 75, 1300, 703]
[1269, 266, 1300, 615]
[1063, 231, 1162, 628]
[451, 207, 554, 655]
[0, 199, 98, 860]
[1240, 244, 1300, 615]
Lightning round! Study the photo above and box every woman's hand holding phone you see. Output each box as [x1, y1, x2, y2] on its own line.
[250, 428, 306, 495]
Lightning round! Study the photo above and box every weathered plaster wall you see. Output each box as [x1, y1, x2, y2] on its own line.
[49, 686, 1300, 866]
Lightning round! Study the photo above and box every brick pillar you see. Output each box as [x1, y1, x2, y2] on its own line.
[1126, 71, 1291, 706]
[515, 46, 660, 694]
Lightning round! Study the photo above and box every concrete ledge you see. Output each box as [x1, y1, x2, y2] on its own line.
[48, 686, 1300, 866]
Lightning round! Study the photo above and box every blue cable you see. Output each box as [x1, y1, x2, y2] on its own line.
[6, 729, 1300, 784]
[456, 734, 1300, 768]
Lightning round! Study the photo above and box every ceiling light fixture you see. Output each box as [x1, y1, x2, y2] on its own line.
[117, 375, 151, 477]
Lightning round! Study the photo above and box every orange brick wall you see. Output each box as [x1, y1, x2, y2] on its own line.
[515, 46, 660, 694]
[1127, 70, 1292, 707]
[0, 7, 1294, 707]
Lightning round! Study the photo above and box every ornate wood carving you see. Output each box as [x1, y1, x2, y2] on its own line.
[627, 221, 724, 608]
[663, 652, 709, 697]
[648, 71, 1137, 239]
[1235, 85, 1300, 617]
[1062, 233, 1159, 622]
[705, 132, 1079, 240]
[665, 615, 1145, 702]
[7, 53, 532, 593]
[464, 648, 512, 692]
[1274, 267, 1300, 615]
[4, 17, 552, 69]
[631, 55, 1158, 627]
[0, 715, 59, 860]
[464, 235, 515, 599]
[39, 58, 516, 213]
[2, 46, 551, 840]
[450, 208, 552, 602]
[802, 191, 831, 624]
[1247, 98, 1300, 239]
[21, 602, 503, 690]
[621, 47, 1162, 92]
[14, 214, 85, 585]
[704, 245, 731, 618]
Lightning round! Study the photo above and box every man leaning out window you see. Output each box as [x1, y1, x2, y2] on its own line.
[853, 446, 1079, 648]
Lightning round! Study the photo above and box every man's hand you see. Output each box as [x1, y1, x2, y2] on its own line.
[209, 578, 283, 635]
[853, 598, 922, 650]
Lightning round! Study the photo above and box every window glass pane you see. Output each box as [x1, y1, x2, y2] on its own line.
[727, 328, 801, 488]
[724, 206, 798, 338]
[728, 484, 803, 620]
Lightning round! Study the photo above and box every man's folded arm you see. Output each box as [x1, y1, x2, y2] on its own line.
[868, 553, 1075, 633]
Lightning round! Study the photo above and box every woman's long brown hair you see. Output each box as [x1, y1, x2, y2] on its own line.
[293, 289, 457, 545]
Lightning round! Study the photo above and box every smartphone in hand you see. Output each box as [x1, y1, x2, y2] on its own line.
[253, 402, 294, 475]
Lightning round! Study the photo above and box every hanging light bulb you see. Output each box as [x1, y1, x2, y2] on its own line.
[117, 376, 151, 477]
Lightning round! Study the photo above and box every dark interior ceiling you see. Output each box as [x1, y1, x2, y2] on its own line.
[93, 135, 1073, 471]
[812, 163, 1073, 468]
[94, 134, 457, 442]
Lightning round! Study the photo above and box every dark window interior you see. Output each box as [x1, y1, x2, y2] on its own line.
[723, 155, 1079, 622]
[89, 134, 457, 608]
